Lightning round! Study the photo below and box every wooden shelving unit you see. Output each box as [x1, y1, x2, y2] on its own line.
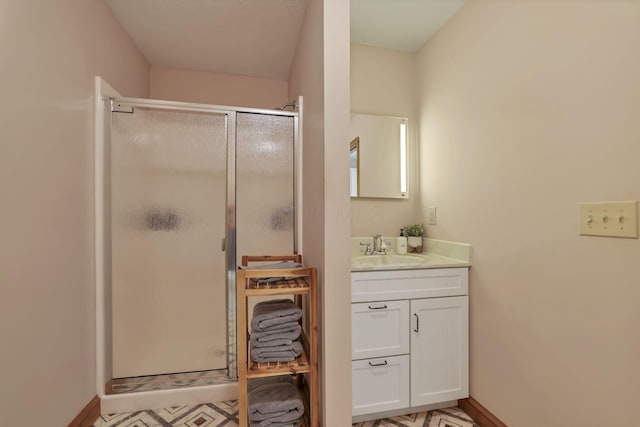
[237, 255, 318, 427]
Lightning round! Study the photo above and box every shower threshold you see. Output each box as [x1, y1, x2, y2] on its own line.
[109, 369, 234, 394]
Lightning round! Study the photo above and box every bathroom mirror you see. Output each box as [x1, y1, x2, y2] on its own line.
[349, 113, 407, 199]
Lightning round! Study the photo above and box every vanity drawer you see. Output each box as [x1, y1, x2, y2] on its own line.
[352, 355, 410, 416]
[352, 267, 468, 302]
[352, 300, 409, 360]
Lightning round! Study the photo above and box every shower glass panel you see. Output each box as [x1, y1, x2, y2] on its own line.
[110, 106, 228, 378]
[236, 112, 295, 259]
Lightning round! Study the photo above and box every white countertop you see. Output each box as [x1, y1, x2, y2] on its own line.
[351, 252, 470, 271]
[350, 237, 472, 272]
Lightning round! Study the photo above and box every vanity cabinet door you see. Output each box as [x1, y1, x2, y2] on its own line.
[410, 296, 469, 406]
[352, 300, 409, 360]
[352, 355, 410, 416]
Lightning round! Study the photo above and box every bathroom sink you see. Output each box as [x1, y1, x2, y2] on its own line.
[352, 254, 426, 267]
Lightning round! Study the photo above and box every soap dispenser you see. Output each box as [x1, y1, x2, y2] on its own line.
[397, 229, 407, 255]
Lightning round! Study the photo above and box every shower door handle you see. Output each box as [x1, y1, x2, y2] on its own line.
[221, 238, 226, 252]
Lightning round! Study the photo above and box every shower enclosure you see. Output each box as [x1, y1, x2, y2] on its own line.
[103, 97, 297, 394]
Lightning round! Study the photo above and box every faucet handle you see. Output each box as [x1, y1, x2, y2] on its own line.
[360, 241, 373, 255]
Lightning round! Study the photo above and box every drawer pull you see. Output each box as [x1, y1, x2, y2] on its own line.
[368, 360, 388, 367]
[368, 304, 388, 310]
[414, 313, 419, 332]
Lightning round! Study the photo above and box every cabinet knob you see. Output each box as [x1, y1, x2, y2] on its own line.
[368, 304, 388, 310]
[368, 360, 388, 367]
[413, 313, 419, 332]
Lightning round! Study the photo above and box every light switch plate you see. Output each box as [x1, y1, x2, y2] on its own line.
[579, 200, 638, 238]
[428, 207, 437, 225]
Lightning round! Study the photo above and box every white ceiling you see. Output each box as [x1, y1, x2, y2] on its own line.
[351, 0, 466, 52]
[105, 0, 465, 81]
[106, 0, 308, 81]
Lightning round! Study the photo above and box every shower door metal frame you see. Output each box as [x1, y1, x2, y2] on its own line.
[108, 96, 298, 381]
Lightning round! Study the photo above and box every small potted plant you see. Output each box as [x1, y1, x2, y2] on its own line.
[405, 223, 424, 253]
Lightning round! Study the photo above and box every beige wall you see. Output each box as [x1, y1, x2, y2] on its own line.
[321, 0, 352, 424]
[288, 0, 328, 420]
[288, 0, 352, 424]
[350, 44, 421, 237]
[416, 1, 640, 425]
[0, 0, 149, 425]
[150, 66, 288, 109]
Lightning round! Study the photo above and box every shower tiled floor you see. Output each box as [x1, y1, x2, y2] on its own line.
[94, 402, 477, 426]
[110, 370, 232, 394]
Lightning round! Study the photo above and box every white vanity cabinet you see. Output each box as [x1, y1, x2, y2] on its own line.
[351, 267, 469, 419]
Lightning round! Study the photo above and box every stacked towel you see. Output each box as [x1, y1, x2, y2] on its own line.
[251, 324, 302, 348]
[248, 376, 304, 427]
[239, 261, 304, 284]
[251, 299, 303, 363]
[241, 261, 304, 270]
[251, 341, 303, 363]
[252, 299, 303, 331]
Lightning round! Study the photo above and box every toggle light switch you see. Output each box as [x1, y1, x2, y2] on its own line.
[579, 201, 638, 238]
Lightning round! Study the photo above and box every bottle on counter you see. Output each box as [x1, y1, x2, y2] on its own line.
[397, 229, 407, 255]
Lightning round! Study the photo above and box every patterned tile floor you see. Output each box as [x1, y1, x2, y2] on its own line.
[353, 407, 478, 427]
[95, 401, 476, 427]
[94, 401, 238, 427]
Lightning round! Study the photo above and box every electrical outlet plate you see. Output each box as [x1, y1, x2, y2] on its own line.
[428, 207, 437, 225]
[579, 200, 638, 238]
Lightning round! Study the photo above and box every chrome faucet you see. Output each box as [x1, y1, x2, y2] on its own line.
[360, 241, 373, 255]
[372, 235, 387, 255]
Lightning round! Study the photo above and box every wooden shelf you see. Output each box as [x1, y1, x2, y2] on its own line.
[244, 275, 311, 297]
[237, 256, 318, 427]
[247, 330, 312, 378]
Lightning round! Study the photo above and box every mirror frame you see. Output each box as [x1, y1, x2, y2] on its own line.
[350, 137, 360, 197]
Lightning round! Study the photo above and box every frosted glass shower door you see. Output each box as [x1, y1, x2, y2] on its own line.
[236, 112, 295, 259]
[111, 107, 228, 378]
